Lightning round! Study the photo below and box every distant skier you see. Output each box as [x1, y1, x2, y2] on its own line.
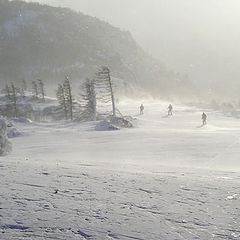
[168, 104, 173, 116]
[202, 112, 207, 125]
[140, 104, 144, 115]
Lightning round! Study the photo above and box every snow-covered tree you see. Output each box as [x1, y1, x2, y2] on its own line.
[56, 84, 68, 119]
[79, 78, 96, 121]
[95, 66, 116, 116]
[38, 79, 45, 102]
[0, 119, 12, 156]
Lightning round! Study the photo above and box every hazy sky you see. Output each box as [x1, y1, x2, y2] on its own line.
[27, 0, 240, 84]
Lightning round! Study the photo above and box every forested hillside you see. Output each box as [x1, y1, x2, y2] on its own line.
[0, 0, 195, 98]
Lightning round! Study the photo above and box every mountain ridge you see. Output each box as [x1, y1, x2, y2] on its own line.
[0, 0, 195, 98]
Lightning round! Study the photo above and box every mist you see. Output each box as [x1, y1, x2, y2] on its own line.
[1, 1, 240, 239]
[25, 0, 240, 89]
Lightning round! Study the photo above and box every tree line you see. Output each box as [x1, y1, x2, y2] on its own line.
[0, 66, 116, 121]
[56, 66, 116, 121]
[1, 79, 45, 118]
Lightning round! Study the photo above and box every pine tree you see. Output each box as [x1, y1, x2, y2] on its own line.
[22, 79, 27, 91]
[95, 66, 116, 116]
[79, 78, 96, 121]
[63, 76, 74, 120]
[20, 79, 27, 97]
[32, 80, 38, 99]
[56, 84, 68, 119]
[4, 83, 18, 117]
[10, 83, 18, 117]
[38, 79, 45, 102]
[4, 84, 12, 117]
[4, 84, 11, 101]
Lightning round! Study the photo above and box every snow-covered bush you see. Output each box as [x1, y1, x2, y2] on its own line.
[95, 120, 120, 131]
[7, 127, 22, 138]
[0, 119, 12, 156]
[95, 116, 134, 131]
[10, 117, 31, 124]
[42, 106, 65, 121]
[108, 116, 134, 128]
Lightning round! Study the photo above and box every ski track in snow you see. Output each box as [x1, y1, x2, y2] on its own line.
[0, 101, 240, 239]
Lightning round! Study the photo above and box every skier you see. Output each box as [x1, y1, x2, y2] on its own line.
[140, 104, 144, 115]
[202, 112, 207, 125]
[168, 104, 173, 116]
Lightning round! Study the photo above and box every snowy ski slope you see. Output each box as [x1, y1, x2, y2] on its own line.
[1, 100, 240, 239]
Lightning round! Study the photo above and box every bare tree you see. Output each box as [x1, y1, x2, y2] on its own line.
[95, 66, 116, 116]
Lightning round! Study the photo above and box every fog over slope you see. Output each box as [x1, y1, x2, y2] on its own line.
[1, 0, 196, 99]
[25, 0, 240, 101]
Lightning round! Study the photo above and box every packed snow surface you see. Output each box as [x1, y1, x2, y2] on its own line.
[1, 101, 240, 239]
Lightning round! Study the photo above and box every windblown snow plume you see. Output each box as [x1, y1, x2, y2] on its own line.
[0, 119, 12, 156]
